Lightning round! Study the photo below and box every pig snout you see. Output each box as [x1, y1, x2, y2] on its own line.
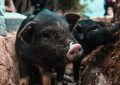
[66, 42, 83, 61]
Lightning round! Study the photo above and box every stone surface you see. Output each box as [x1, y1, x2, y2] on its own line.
[4, 12, 26, 32]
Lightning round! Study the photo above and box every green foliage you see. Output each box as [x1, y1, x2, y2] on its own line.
[58, 0, 85, 12]
[72, 0, 85, 14]
[47, 0, 85, 14]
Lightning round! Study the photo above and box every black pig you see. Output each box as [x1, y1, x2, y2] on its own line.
[72, 19, 120, 55]
[15, 10, 83, 85]
[64, 12, 120, 84]
[64, 13, 120, 55]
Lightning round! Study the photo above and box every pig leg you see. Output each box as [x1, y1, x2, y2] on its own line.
[42, 72, 51, 85]
[28, 65, 42, 85]
[19, 61, 29, 85]
[56, 63, 65, 85]
[20, 61, 42, 85]
[38, 67, 52, 85]
[73, 60, 81, 85]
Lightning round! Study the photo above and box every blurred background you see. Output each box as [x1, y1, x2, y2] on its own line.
[12, 0, 116, 18]
[0, 0, 116, 35]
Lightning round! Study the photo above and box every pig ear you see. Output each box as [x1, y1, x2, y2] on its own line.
[17, 21, 36, 44]
[64, 12, 81, 31]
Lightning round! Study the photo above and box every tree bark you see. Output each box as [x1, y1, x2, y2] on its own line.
[112, 0, 120, 22]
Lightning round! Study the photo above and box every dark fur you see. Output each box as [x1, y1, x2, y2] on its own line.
[72, 19, 115, 55]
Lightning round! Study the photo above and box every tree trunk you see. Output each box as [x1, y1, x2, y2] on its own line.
[80, 0, 120, 85]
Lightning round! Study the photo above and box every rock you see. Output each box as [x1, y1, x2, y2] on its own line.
[0, 32, 19, 85]
[4, 12, 26, 32]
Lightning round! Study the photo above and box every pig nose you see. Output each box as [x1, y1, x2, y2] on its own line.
[66, 42, 83, 61]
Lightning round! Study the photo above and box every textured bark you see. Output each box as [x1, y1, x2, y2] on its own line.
[0, 32, 19, 85]
[80, 0, 120, 85]
[112, 0, 120, 22]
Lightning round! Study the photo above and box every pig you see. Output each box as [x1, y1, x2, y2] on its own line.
[15, 10, 83, 85]
[64, 12, 120, 84]
[64, 13, 120, 54]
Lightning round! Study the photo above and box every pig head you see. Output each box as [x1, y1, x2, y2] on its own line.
[15, 10, 83, 85]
